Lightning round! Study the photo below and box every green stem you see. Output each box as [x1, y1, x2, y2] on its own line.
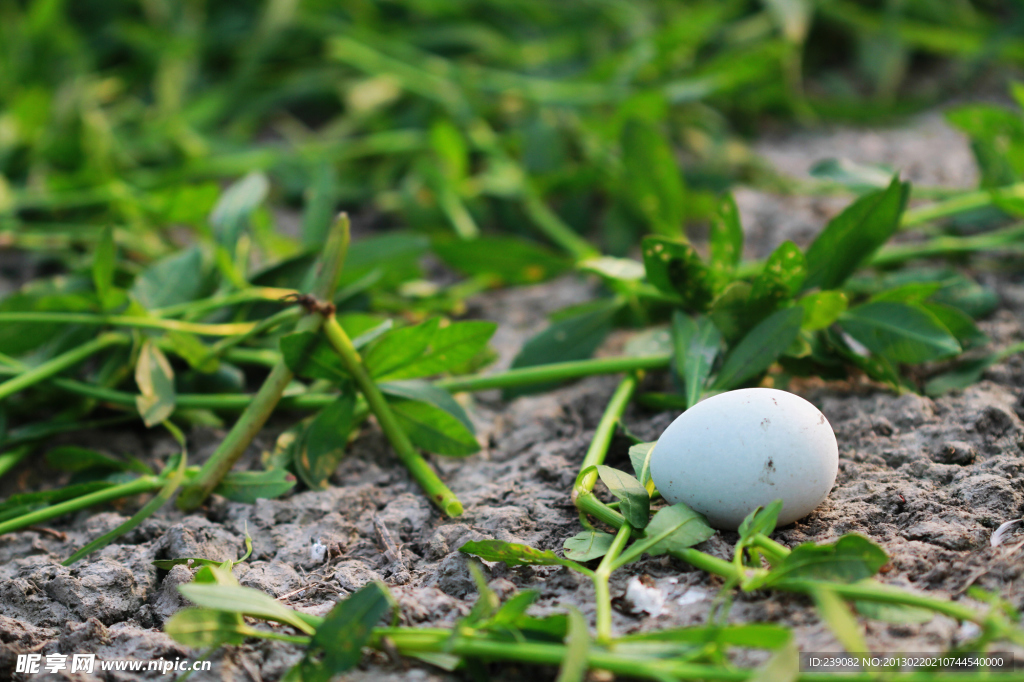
[439, 354, 667, 393]
[0, 312, 256, 336]
[151, 287, 299, 318]
[321, 314, 463, 517]
[0, 333, 128, 402]
[176, 214, 352, 510]
[0, 475, 163, 535]
[872, 223, 1024, 266]
[521, 191, 600, 261]
[900, 184, 1024, 229]
[776, 579, 985, 625]
[594, 523, 632, 645]
[0, 445, 32, 478]
[571, 375, 638, 499]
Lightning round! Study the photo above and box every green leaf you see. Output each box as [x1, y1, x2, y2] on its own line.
[797, 291, 848, 331]
[738, 500, 783, 543]
[924, 355, 997, 396]
[460, 540, 588, 573]
[595, 465, 650, 529]
[803, 177, 910, 291]
[765, 535, 888, 586]
[164, 609, 247, 648]
[92, 226, 116, 309]
[712, 306, 803, 390]
[921, 302, 987, 351]
[621, 119, 686, 235]
[870, 281, 942, 305]
[627, 441, 656, 489]
[810, 586, 868, 655]
[177, 584, 316, 635]
[389, 398, 479, 456]
[708, 193, 743, 284]
[504, 300, 619, 399]
[750, 241, 806, 302]
[131, 247, 208, 310]
[433, 236, 569, 286]
[750, 638, 799, 682]
[299, 582, 391, 682]
[363, 318, 439, 379]
[555, 606, 589, 682]
[635, 503, 715, 559]
[642, 236, 715, 311]
[853, 601, 933, 624]
[45, 446, 149, 475]
[215, 469, 297, 503]
[578, 256, 646, 283]
[301, 162, 339, 247]
[380, 380, 473, 433]
[210, 172, 270, 250]
[295, 394, 356, 490]
[165, 332, 219, 373]
[672, 312, 721, 408]
[377, 321, 497, 380]
[839, 302, 961, 364]
[563, 530, 614, 562]
[809, 158, 893, 192]
[280, 331, 349, 383]
[135, 340, 176, 427]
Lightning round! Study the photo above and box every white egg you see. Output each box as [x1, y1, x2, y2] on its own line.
[649, 388, 838, 531]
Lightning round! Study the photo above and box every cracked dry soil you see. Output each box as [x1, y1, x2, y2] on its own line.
[2, 114, 1024, 681]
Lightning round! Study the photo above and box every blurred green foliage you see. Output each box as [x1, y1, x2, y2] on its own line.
[2, 0, 1022, 262]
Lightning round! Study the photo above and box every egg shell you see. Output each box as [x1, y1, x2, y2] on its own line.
[649, 388, 838, 531]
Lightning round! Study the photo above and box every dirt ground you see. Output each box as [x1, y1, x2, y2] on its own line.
[2, 112, 1024, 681]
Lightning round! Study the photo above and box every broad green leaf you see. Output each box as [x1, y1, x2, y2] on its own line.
[642, 236, 715, 311]
[215, 469, 297, 503]
[750, 638, 799, 682]
[921, 302, 987, 350]
[377, 321, 497, 380]
[621, 119, 686, 236]
[177, 584, 315, 635]
[839, 302, 961, 364]
[623, 327, 672, 357]
[299, 582, 391, 682]
[595, 465, 650, 529]
[131, 247, 208, 310]
[504, 300, 619, 399]
[827, 329, 902, 391]
[797, 291, 848, 331]
[738, 500, 783, 543]
[803, 177, 910, 291]
[578, 256, 645, 283]
[853, 601, 933, 624]
[280, 331, 349, 383]
[765, 535, 888, 586]
[556, 607, 589, 682]
[712, 306, 803, 390]
[433, 236, 569, 286]
[870, 282, 942, 305]
[92, 226, 116, 309]
[563, 530, 615, 562]
[164, 609, 247, 648]
[637, 503, 715, 558]
[165, 332, 218, 373]
[135, 341, 175, 427]
[460, 540, 588, 573]
[708, 193, 743, 284]
[810, 586, 868, 655]
[389, 398, 479, 456]
[380, 380, 473, 432]
[709, 281, 763, 344]
[363, 318, 439, 379]
[296, 394, 356, 490]
[750, 241, 806, 302]
[672, 312, 721, 408]
[210, 172, 269, 250]
[628, 441, 656, 489]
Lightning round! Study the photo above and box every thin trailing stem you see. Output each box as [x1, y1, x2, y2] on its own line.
[0, 312, 258, 336]
[176, 214, 351, 510]
[593, 523, 632, 645]
[0, 333, 129, 402]
[321, 313, 463, 517]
